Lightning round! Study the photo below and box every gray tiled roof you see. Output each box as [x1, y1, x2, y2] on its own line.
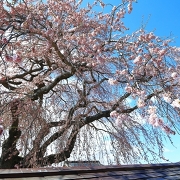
[0, 162, 180, 179]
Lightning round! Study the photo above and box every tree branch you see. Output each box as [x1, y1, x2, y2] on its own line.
[41, 125, 79, 166]
[31, 70, 75, 100]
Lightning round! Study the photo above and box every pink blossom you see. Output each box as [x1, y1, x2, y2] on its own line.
[133, 55, 142, 64]
[54, 16, 60, 23]
[2, 38, 8, 44]
[157, 119, 164, 127]
[154, 47, 160, 53]
[148, 32, 155, 40]
[99, 1, 105, 8]
[115, 114, 127, 126]
[162, 93, 171, 103]
[147, 106, 157, 114]
[163, 41, 169, 46]
[110, 111, 119, 118]
[116, 69, 127, 75]
[116, 10, 125, 19]
[162, 125, 175, 135]
[148, 114, 158, 126]
[128, 6, 132, 14]
[13, 54, 22, 63]
[108, 78, 118, 85]
[138, 35, 144, 41]
[148, 43, 154, 47]
[171, 72, 178, 79]
[137, 98, 145, 108]
[127, 2, 133, 14]
[129, 55, 135, 60]
[171, 99, 180, 108]
[125, 85, 132, 93]
[139, 90, 146, 96]
[5, 55, 13, 62]
[159, 49, 166, 56]
[144, 53, 151, 60]
[115, 70, 121, 75]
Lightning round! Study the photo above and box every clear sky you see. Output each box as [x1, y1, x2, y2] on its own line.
[82, 0, 180, 163]
[124, 1, 180, 46]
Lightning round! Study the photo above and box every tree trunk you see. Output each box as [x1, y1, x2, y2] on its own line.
[0, 99, 22, 168]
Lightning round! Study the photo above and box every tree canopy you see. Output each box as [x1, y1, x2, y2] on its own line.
[0, 0, 180, 168]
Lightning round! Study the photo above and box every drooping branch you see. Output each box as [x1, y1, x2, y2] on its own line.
[38, 125, 70, 157]
[41, 125, 79, 166]
[33, 92, 135, 161]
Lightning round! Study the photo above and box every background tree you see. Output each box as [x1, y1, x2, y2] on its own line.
[0, 0, 180, 168]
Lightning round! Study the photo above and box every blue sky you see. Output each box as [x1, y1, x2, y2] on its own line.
[82, 0, 180, 163]
[124, 1, 180, 46]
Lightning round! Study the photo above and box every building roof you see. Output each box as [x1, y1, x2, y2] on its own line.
[0, 162, 180, 179]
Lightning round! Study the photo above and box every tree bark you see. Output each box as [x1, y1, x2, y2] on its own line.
[0, 99, 22, 168]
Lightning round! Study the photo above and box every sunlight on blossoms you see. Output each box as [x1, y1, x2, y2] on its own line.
[171, 99, 180, 108]
[108, 78, 118, 85]
[147, 106, 175, 135]
[137, 98, 145, 108]
[115, 114, 127, 126]
[133, 55, 142, 64]
[162, 93, 171, 103]
[110, 111, 119, 118]
[171, 72, 178, 79]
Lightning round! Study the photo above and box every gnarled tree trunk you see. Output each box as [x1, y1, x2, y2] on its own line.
[0, 99, 22, 168]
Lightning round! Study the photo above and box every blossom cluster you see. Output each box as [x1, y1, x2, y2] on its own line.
[147, 106, 175, 135]
[108, 78, 118, 85]
[110, 110, 131, 126]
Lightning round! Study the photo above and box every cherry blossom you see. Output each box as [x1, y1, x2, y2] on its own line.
[115, 114, 128, 126]
[171, 72, 178, 79]
[125, 84, 133, 93]
[162, 93, 171, 103]
[110, 110, 119, 118]
[5, 55, 13, 62]
[13, 54, 22, 63]
[2, 38, 8, 44]
[137, 98, 145, 108]
[171, 99, 180, 108]
[157, 119, 164, 127]
[108, 78, 118, 85]
[162, 125, 175, 135]
[127, 1, 133, 14]
[0, 0, 179, 168]
[148, 114, 158, 126]
[147, 106, 157, 114]
[133, 55, 143, 64]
